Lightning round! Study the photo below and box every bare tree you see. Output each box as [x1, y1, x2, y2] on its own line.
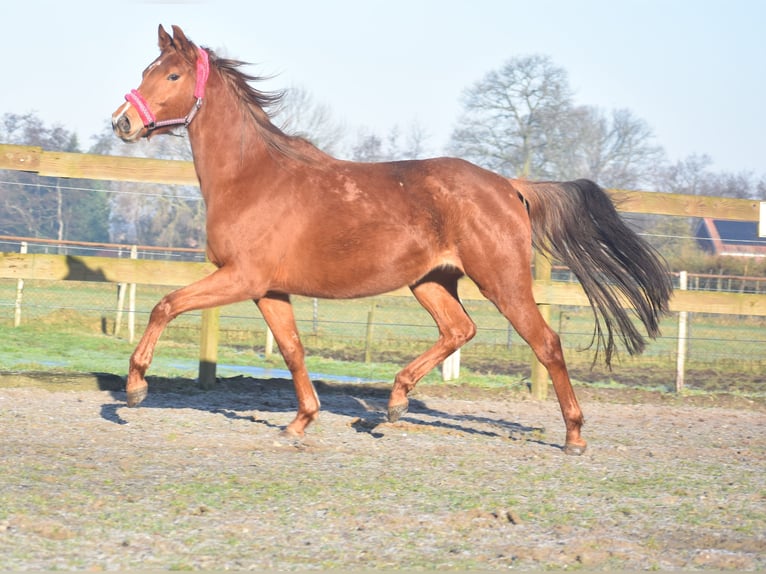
[348, 123, 432, 162]
[0, 113, 109, 243]
[448, 54, 573, 177]
[548, 107, 665, 188]
[449, 55, 664, 187]
[274, 85, 346, 155]
[756, 177, 766, 200]
[703, 171, 762, 199]
[653, 154, 714, 195]
[397, 121, 431, 160]
[349, 129, 386, 162]
[597, 148, 766, 201]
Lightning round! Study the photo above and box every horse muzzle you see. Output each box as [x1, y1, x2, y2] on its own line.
[111, 103, 144, 143]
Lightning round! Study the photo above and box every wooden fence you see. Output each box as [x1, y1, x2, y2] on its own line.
[1, 144, 765, 397]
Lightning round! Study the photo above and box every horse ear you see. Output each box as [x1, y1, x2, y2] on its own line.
[170, 25, 198, 61]
[158, 24, 172, 50]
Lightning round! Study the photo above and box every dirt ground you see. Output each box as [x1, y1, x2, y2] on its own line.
[0, 372, 764, 571]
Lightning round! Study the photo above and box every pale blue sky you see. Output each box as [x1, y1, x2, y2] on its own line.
[1, 0, 764, 177]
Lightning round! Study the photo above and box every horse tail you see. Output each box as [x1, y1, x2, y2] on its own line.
[512, 178, 673, 366]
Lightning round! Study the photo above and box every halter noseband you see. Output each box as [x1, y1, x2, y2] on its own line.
[125, 47, 210, 131]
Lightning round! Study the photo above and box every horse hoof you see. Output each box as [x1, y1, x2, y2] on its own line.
[387, 402, 408, 423]
[126, 386, 148, 408]
[563, 442, 587, 456]
[280, 427, 304, 439]
[275, 428, 306, 449]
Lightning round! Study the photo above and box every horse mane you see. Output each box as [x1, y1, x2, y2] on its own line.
[204, 48, 319, 160]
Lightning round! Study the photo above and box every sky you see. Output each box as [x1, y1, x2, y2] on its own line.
[1, 0, 764, 176]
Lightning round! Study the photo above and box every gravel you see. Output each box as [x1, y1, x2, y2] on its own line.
[0, 373, 764, 570]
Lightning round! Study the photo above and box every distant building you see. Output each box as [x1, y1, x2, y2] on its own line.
[695, 218, 766, 258]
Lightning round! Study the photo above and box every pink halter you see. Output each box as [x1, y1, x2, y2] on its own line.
[125, 47, 210, 130]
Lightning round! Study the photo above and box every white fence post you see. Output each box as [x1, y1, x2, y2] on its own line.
[442, 349, 461, 381]
[13, 241, 27, 327]
[265, 327, 274, 357]
[675, 271, 689, 392]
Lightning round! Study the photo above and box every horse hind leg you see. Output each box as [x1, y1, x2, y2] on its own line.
[388, 270, 477, 422]
[483, 284, 586, 455]
[256, 293, 320, 437]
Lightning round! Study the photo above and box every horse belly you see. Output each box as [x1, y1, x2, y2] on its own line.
[280, 232, 442, 299]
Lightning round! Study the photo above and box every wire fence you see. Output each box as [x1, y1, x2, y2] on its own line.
[0, 234, 206, 262]
[1, 168, 765, 394]
[1, 276, 764, 395]
[3, 171, 765, 287]
[3, 233, 766, 295]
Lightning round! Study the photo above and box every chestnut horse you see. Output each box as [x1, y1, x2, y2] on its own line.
[112, 25, 672, 455]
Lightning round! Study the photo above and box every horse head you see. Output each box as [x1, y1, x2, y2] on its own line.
[112, 25, 209, 142]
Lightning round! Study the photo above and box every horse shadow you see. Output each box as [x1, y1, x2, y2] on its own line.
[94, 374, 561, 451]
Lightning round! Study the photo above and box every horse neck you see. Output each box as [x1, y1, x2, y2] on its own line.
[185, 71, 284, 200]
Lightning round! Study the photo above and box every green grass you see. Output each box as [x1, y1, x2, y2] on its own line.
[0, 278, 764, 395]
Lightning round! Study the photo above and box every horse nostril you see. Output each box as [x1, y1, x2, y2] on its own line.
[115, 114, 131, 134]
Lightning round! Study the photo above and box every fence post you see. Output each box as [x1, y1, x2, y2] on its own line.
[13, 241, 27, 327]
[364, 303, 376, 363]
[199, 307, 219, 388]
[114, 283, 126, 335]
[114, 247, 125, 335]
[128, 246, 137, 343]
[265, 327, 274, 357]
[531, 251, 552, 400]
[675, 271, 689, 392]
[442, 349, 461, 381]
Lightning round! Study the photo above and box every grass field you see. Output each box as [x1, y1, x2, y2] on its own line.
[1, 279, 764, 396]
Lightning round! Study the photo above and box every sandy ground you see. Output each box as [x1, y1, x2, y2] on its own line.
[0, 373, 764, 570]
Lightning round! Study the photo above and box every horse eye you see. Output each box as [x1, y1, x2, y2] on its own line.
[167, 73, 180, 81]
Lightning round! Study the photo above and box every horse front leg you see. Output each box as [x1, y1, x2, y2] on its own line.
[126, 267, 251, 407]
[256, 293, 320, 437]
[126, 306, 166, 407]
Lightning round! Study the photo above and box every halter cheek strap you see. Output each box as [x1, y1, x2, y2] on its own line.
[125, 47, 210, 130]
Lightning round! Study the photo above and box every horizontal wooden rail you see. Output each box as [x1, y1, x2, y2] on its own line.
[1, 144, 761, 220]
[606, 189, 761, 221]
[1, 144, 197, 185]
[0, 252, 214, 286]
[0, 233, 205, 255]
[533, 280, 766, 316]
[2, 253, 764, 317]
